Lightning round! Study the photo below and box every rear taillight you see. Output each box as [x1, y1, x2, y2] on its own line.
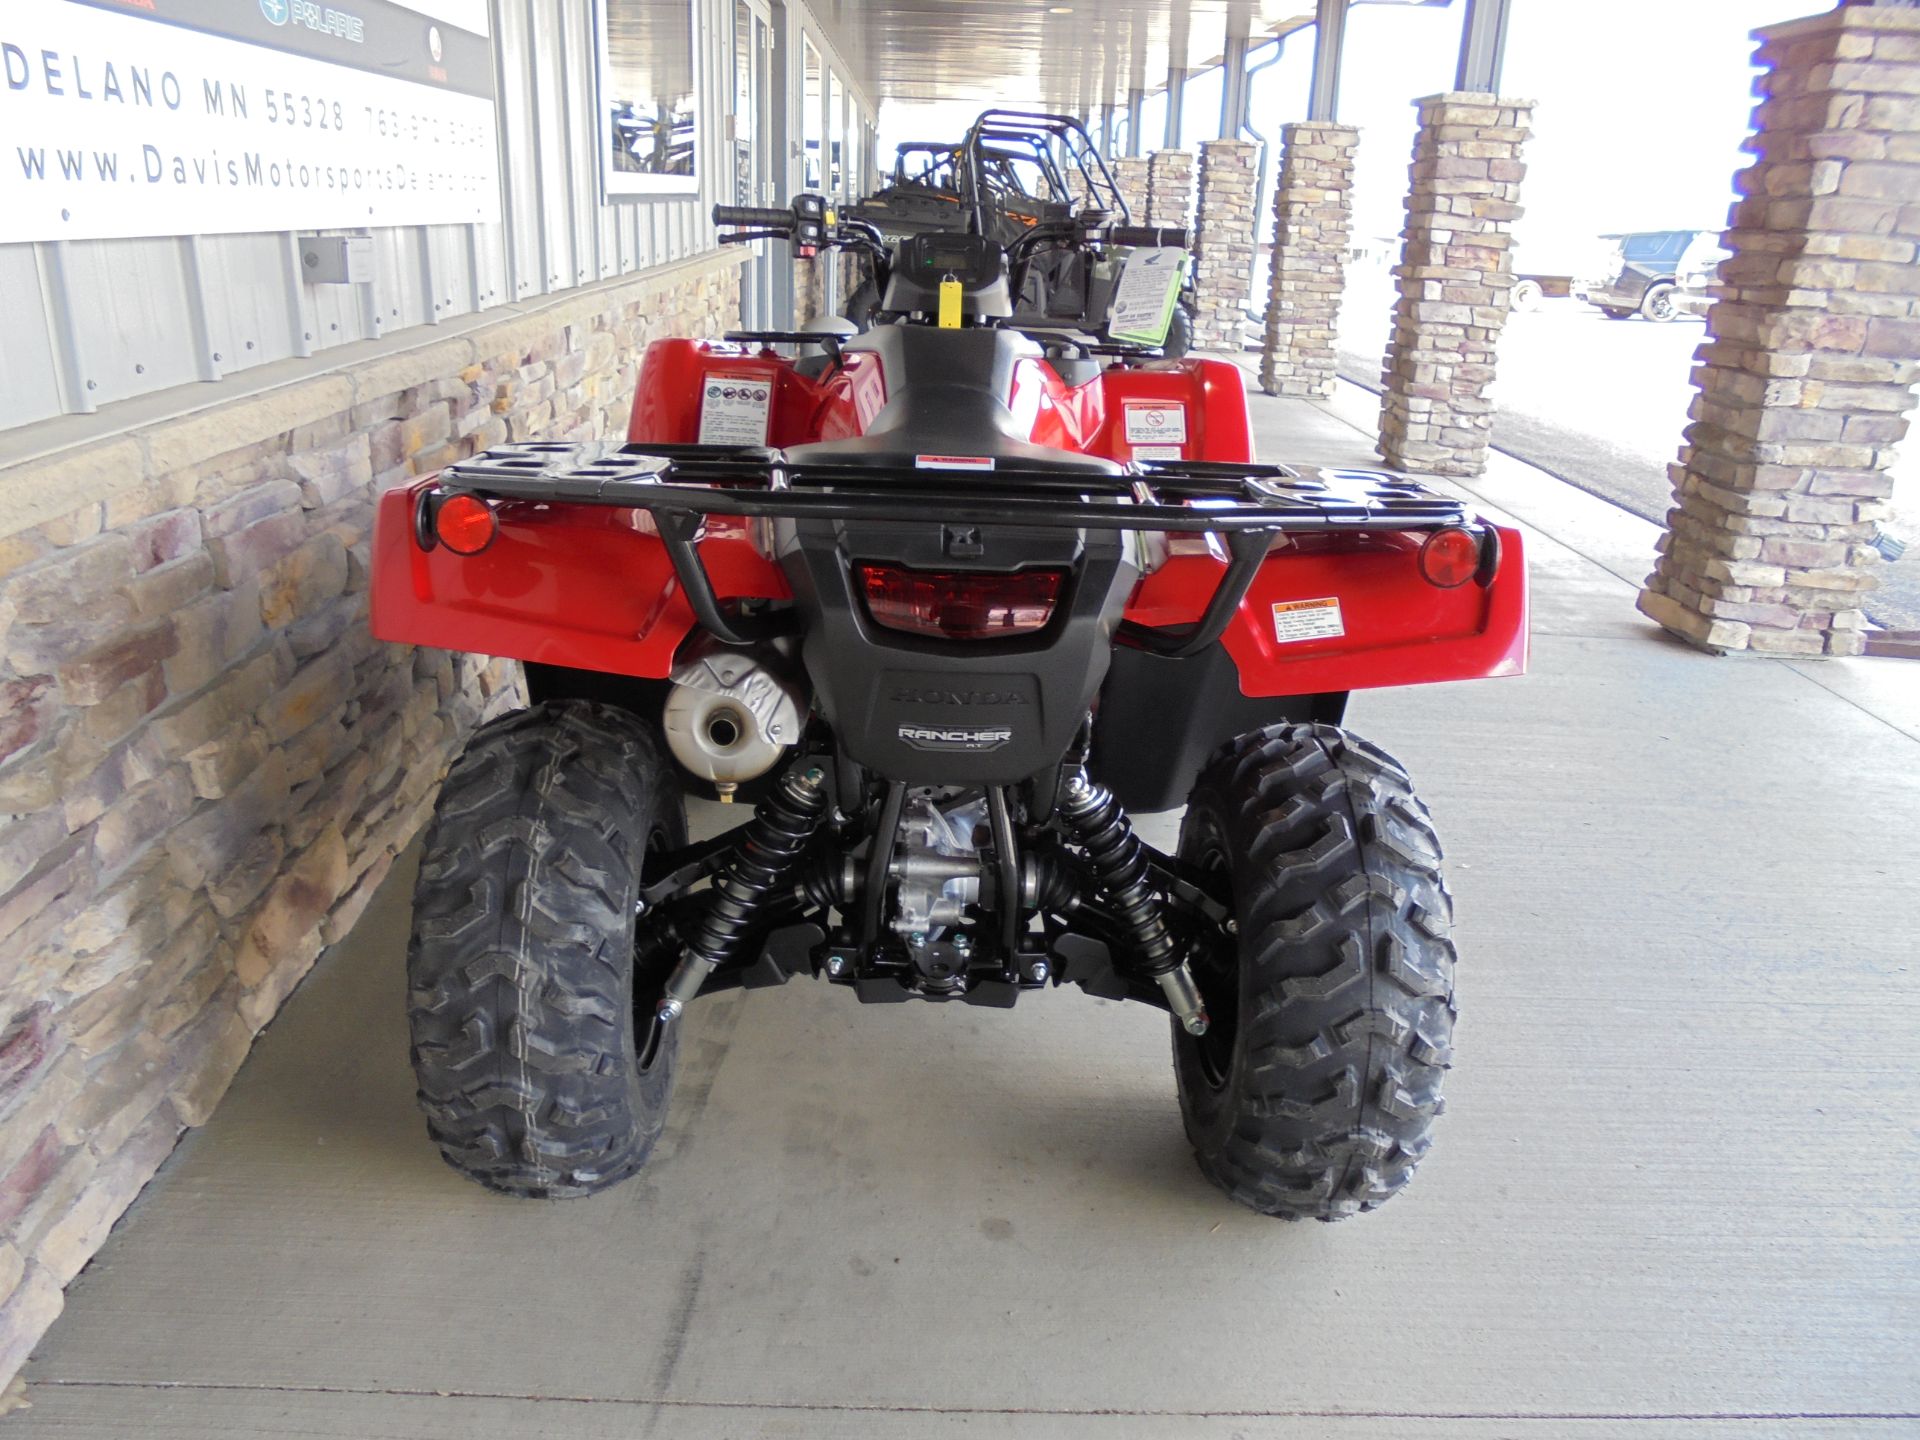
[857, 563, 1064, 640]
[1418, 527, 1481, 588]
[434, 493, 498, 555]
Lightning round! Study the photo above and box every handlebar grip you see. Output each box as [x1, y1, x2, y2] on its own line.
[712, 203, 791, 228]
[1109, 225, 1190, 249]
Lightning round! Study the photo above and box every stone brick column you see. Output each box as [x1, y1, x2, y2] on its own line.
[1639, 5, 1920, 657]
[1259, 123, 1359, 397]
[1376, 93, 1533, 476]
[1146, 149, 1195, 230]
[1191, 139, 1259, 353]
[792, 256, 821, 327]
[1112, 155, 1152, 220]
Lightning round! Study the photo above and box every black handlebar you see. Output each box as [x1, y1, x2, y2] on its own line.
[1108, 225, 1190, 249]
[713, 203, 793, 229]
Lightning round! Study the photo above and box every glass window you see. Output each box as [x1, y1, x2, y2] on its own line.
[803, 39, 823, 190]
[829, 71, 845, 195]
[732, 1, 755, 207]
[733, 4, 754, 149]
[597, 0, 699, 196]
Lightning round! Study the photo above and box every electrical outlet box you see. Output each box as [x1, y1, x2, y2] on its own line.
[298, 235, 374, 285]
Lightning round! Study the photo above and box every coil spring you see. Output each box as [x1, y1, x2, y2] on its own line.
[687, 766, 828, 973]
[1056, 771, 1178, 975]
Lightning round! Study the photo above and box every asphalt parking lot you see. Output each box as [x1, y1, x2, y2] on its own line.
[1335, 270, 1920, 631]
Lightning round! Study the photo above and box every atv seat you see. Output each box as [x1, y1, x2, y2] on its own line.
[785, 431, 1120, 475]
[787, 325, 1121, 475]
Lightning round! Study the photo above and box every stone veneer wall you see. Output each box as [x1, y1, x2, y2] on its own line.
[1146, 149, 1196, 231]
[1376, 93, 1533, 477]
[1192, 140, 1260, 354]
[1640, 4, 1920, 657]
[0, 250, 742, 1380]
[1111, 156, 1152, 220]
[1260, 124, 1360, 398]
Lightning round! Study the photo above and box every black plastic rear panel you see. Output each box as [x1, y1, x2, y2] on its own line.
[1089, 643, 1346, 812]
[780, 517, 1135, 785]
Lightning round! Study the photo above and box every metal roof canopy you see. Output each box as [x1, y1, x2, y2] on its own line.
[856, 0, 1316, 112]
[854, 0, 1508, 136]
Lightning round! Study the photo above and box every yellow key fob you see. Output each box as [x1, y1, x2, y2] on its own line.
[938, 275, 962, 329]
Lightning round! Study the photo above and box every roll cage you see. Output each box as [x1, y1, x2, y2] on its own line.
[959, 110, 1129, 233]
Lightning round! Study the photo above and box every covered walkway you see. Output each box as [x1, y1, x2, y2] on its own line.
[12, 385, 1917, 1438]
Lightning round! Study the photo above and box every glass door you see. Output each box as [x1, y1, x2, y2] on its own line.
[733, 0, 776, 327]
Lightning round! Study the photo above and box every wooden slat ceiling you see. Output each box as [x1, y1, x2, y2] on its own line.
[850, 0, 1318, 110]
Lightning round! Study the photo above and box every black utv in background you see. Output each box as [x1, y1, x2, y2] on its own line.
[845, 111, 1196, 356]
[1574, 229, 1703, 322]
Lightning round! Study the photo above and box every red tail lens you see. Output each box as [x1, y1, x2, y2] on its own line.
[1418, 527, 1481, 588]
[434, 493, 498, 555]
[857, 563, 1064, 640]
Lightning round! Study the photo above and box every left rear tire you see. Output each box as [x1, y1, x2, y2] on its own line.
[407, 701, 685, 1198]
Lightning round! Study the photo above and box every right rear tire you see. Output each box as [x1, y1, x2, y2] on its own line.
[407, 701, 685, 1198]
[1174, 724, 1457, 1221]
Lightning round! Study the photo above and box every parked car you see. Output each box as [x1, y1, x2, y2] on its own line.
[1574, 229, 1704, 322]
[1673, 233, 1731, 318]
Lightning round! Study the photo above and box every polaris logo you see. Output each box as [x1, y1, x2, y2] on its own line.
[898, 724, 1014, 752]
[890, 688, 1028, 706]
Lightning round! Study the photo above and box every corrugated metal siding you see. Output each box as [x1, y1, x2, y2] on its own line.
[0, 0, 735, 432]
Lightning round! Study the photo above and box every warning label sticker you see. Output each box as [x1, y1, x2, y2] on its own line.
[1133, 444, 1184, 462]
[1124, 402, 1187, 446]
[914, 454, 996, 470]
[1271, 597, 1345, 644]
[698, 376, 773, 445]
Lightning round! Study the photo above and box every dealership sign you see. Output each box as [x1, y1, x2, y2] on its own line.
[0, 0, 501, 242]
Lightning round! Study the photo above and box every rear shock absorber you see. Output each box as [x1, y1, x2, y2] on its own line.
[1057, 769, 1210, 1036]
[658, 764, 829, 1021]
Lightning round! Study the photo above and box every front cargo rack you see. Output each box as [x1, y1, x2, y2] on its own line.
[426, 441, 1490, 657]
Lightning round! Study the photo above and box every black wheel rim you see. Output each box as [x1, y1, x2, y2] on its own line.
[1189, 837, 1241, 1092]
[632, 822, 676, 1074]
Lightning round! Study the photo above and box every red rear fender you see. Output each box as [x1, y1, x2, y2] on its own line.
[369, 481, 788, 678]
[1124, 527, 1529, 695]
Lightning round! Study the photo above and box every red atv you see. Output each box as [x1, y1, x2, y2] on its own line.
[371, 193, 1527, 1221]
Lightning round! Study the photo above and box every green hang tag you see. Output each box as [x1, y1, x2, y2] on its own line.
[1107, 246, 1189, 347]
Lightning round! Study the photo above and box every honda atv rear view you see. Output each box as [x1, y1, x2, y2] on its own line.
[370, 152, 1527, 1221]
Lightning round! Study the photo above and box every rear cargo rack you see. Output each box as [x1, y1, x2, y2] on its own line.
[429, 441, 1488, 656]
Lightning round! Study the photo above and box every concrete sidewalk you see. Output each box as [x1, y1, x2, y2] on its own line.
[10, 390, 1919, 1437]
